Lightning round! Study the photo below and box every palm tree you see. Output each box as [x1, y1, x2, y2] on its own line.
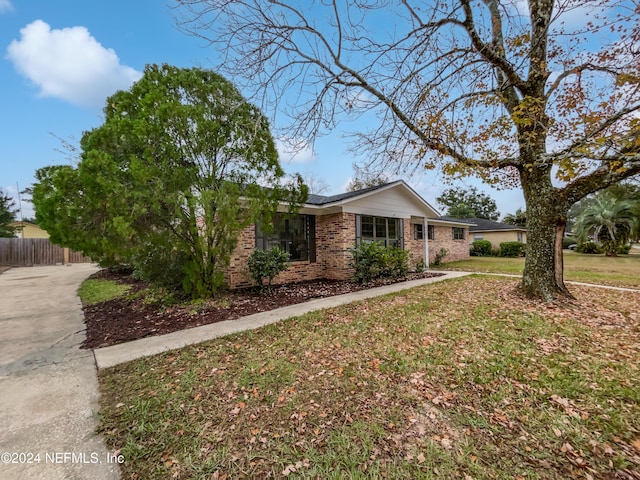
[573, 193, 640, 256]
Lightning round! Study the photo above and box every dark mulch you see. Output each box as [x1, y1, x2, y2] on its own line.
[81, 270, 444, 349]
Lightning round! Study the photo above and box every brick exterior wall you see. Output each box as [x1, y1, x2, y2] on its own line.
[225, 215, 469, 289]
[404, 219, 426, 270]
[429, 225, 470, 263]
[225, 212, 357, 289]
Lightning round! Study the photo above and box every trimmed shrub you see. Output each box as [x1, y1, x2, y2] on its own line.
[414, 258, 426, 273]
[433, 247, 449, 266]
[349, 242, 409, 283]
[562, 236, 578, 249]
[617, 244, 631, 255]
[575, 241, 603, 254]
[470, 240, 492, 257]
[499, 241, 525, 257]
[247, 247, 290, 289]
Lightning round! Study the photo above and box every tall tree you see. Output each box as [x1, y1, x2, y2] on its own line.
[573, 194, 639, 255]
[503, 208, 527, 228]
[437, 186, 500, 220]
[0, 188, 18, 237]
[33, 65, 307, 298]
[175, 0, 640, 301]
[347, 164, 390, 192]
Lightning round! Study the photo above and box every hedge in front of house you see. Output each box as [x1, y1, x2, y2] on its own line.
[499, 241, 525, 257]
[470, 240, 493, 257]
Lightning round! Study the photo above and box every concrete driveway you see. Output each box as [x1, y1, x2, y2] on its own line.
[0, 264, 120, 480]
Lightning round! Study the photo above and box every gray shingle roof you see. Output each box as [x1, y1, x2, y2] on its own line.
[439, 217, 526, 232]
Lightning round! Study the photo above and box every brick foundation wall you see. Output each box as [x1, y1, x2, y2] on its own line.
[428, 225, 470, 263]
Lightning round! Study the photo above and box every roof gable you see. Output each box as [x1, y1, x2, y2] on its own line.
[306, 180, 441, 218]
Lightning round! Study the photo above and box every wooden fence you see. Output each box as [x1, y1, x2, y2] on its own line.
[0, 238, 92, 266]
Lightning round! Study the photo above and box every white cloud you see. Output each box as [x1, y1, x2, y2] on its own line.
[0, 0, 13, 14]
[6, 20, 142, 108]
[276, 137, 316, 164]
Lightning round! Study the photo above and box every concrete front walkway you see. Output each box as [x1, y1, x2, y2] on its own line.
[0, 264, 120, 480]
[94, 271, 472, 369]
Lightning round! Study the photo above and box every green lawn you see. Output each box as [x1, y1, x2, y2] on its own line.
[439, 250, 640, 288]
[99, 276, 640, 479]
[77, 278, 131, 305]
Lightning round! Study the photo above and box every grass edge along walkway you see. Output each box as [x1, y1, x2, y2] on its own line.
[93, 271, 472, 369]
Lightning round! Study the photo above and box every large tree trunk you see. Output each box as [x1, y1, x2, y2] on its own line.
[520, 168, 572, 301]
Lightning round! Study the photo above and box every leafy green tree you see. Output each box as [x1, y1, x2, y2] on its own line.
[33, 64, 307, 298]
[437, 187, 499, 220]
[573, 194, 639, 256]
[502, 208, 527, 228]
[0, 188, 18, 237]
[176, 1, 640, 301]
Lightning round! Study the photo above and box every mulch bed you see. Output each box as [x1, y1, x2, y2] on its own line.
[81, 270, 444, 349]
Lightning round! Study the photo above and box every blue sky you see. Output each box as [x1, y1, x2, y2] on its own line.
[0, 0, 525, 220]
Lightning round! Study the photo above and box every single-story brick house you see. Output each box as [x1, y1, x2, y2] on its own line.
[444, 217, 527, 249]
[226, 180, 472, 288]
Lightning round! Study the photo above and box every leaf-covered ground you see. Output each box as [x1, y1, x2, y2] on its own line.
[98, 276, 640, 479]
[82, 270, 443, 349]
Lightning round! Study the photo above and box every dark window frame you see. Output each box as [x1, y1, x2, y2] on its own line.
[427, 224, 435, 240]
[255, 213, 316, 262]
[414, 223, 424, 240]
[356, 215, 403, 248]
[452, 227, 465, 240]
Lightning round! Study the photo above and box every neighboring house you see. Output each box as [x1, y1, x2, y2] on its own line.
[10, 221, 49, 239]
[226, 180, 472, 288]
[443, 217, 527, 249]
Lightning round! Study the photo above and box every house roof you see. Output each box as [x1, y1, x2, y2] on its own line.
[304, 180, 442, 218]
[440, 217, 526, 232]
[306, 180, 418, 206]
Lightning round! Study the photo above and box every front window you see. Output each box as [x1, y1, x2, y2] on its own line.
[256, 214, 316, 262]
[357, 215, 401, 248]
[427, 225, 435, 240]
[414, 224, 424, 240]
[453, 227, 465, 240]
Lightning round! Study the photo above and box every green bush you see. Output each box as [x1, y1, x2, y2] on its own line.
[470, 240, 492, 257]
[132, 248, 189, 293]
[414, 258, 426, 273]
[247, 247, 290, 289]
[349, 242, 409, 283]
[617, 244, 631, 255]
[499, 241, 525, 257]
[432, 247, 449, 266]
[562, 236, 578, 249]
[575, 241, 603, 254]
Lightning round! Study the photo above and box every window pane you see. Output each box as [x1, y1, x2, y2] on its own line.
[388, 219, 398, 239]
[361, 216, 374, 238]
[375, 217, 387, 239]
[427, 225, 435, 240]
[256, 214, 309, 261]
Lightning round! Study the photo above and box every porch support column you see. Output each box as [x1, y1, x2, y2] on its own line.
[424, 217, 430, 269]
